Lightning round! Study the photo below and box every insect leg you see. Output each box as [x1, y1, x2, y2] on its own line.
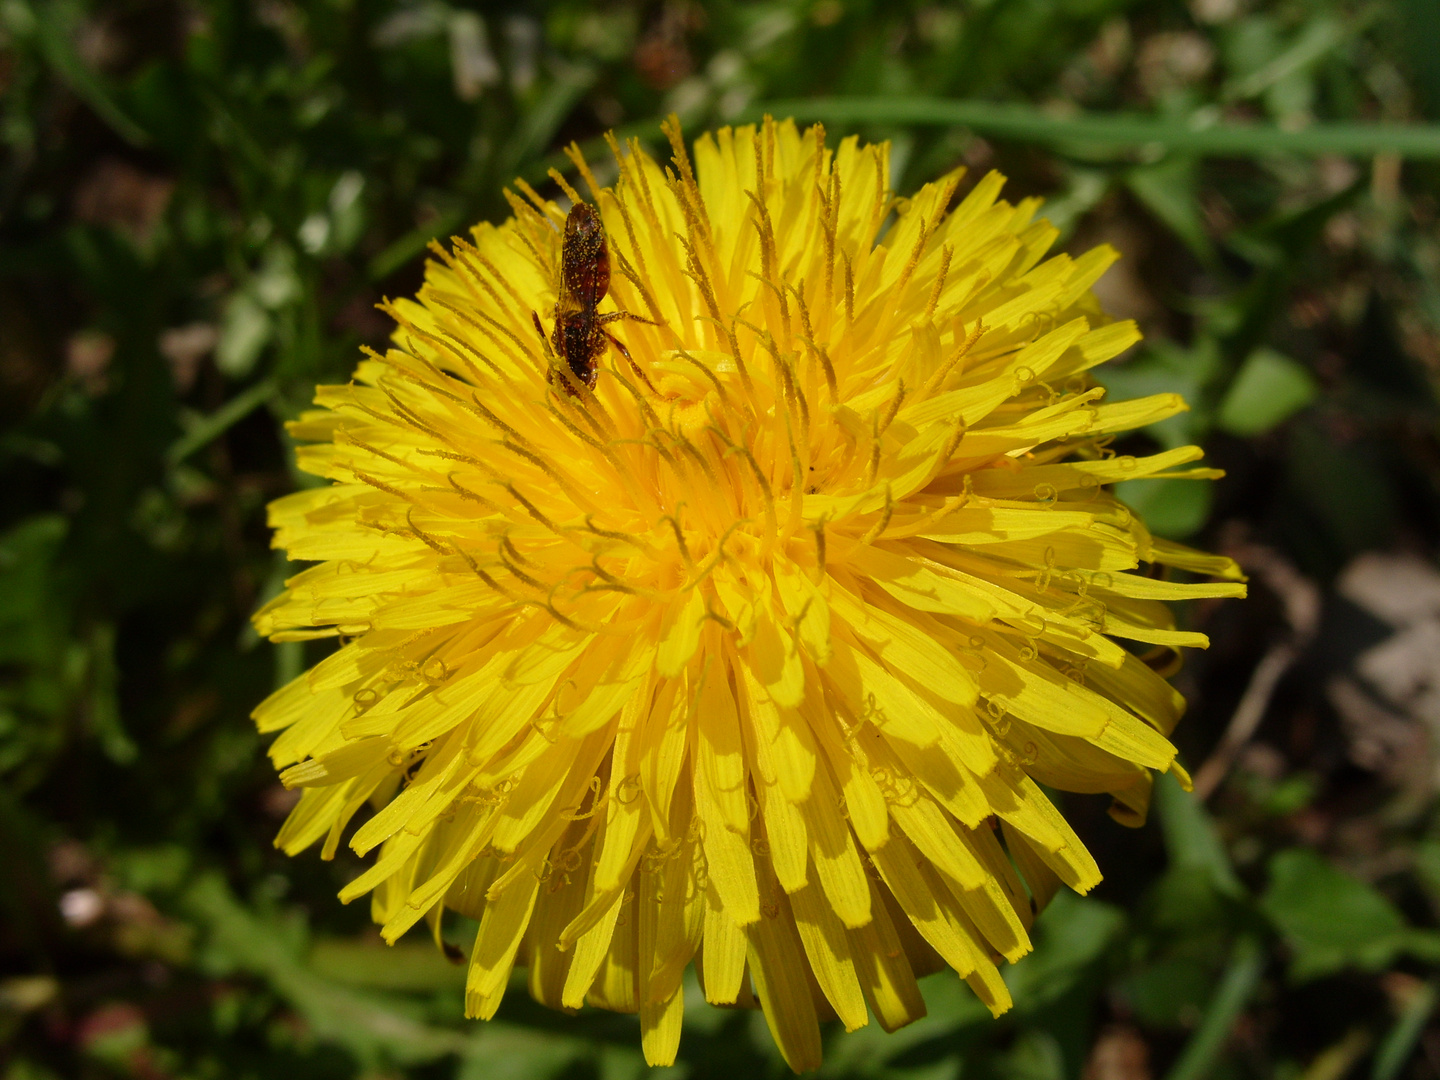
[604, 331, 657, 394]
[596, 310, 660, 328]
[531, 311, 555, 355]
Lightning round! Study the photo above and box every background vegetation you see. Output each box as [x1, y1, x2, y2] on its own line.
[4, 1, 1440, 1078]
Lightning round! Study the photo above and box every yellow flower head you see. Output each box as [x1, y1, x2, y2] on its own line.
[253, 117, 1244, 1070]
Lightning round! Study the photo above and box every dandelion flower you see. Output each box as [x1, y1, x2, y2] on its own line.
[253, 117, 1245, 1070]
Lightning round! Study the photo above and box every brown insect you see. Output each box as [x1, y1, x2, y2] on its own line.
[533, 202, 653, 393]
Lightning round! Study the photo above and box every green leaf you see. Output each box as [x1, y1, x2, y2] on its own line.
[1118, 957, 1216, 1029]
[455, 1025, 595, 1080]
[1126, 156, 1216, 264]
[308, 938, 468, 992]
[1260, 848, 1426, 982]
[988, 1030, 1066, 1080]
[1146, 866, 1233, 936]
[1154, 772, 1244, 898]
[1115, 477, 1213, 540]
[0, 515, 68, 666]
[1005, 890, 1126, 1012]
[183, 874, 474, 1067]
[1216, 348, 1318, 436]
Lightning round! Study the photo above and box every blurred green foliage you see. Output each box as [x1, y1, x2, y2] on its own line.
[5, 1, 1440, 1078]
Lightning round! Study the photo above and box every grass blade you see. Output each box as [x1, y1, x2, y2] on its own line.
[1164, 935, 1267, 1080]
[1372, 980, 1439, 1080]
[753, 98, 1440, 158]
[167, 378, 278, 466]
